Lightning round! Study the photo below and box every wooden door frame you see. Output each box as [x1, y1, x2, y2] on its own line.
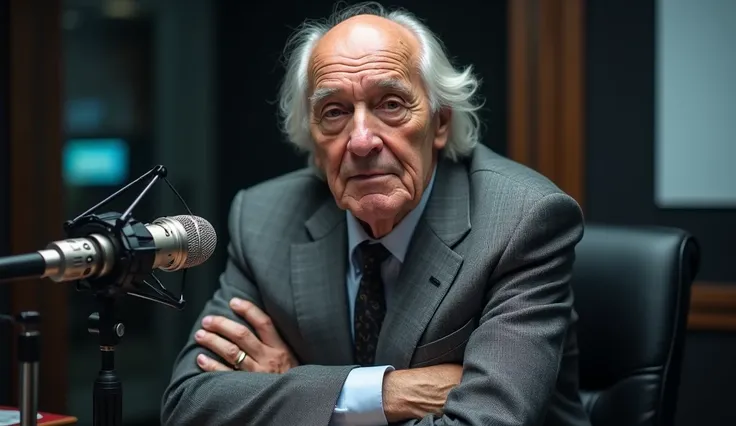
[7, 0, 68, 413]
[506, 0, 736, 331]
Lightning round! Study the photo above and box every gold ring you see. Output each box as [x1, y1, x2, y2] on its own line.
[233, 350, 246, 370]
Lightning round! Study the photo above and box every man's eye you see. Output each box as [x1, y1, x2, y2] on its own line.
[323, 109, 344, 119]
[380, 100, 402, 110]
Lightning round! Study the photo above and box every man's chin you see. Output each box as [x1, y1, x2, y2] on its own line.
[348, 194, 406, 222]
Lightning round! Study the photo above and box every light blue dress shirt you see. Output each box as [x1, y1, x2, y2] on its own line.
[330, 166, 437, 426]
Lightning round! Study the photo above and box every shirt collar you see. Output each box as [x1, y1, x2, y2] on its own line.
[347, 164, 437, 265]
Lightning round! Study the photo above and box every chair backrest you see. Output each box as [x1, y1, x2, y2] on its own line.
[571, 224, 700, 426]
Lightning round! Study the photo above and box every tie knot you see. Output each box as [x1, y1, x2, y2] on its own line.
[358, 242, 391, 271]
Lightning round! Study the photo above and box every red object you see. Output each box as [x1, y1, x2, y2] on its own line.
[0, 406, 77, 425]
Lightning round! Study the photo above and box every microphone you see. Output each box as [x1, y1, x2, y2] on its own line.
[1, 164, 213, 426]
[0, 214, 217, 283]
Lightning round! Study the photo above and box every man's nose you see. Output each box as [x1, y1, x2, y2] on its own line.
[347, 108, 382, 157]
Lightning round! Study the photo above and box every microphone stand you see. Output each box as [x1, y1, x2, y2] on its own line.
[17, 312, 40, 426]
[0, 311, 40, 426]
[61, 165, 190, 426]
[87, 299, 123, 426]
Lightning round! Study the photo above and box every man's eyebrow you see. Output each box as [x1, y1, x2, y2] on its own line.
[309, 87, 340, 109]
[374, 78, 412, 96]
[308, 78, 413, 110]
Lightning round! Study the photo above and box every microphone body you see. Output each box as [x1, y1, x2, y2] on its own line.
[0, 215, 216, 283]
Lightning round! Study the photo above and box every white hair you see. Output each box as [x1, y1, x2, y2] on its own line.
[277, 1, 485, 162]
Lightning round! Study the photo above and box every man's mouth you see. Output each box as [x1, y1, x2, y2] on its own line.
[351, 172, 391, 181]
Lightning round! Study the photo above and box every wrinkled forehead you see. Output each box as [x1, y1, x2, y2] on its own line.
[307, 15, 422, 92]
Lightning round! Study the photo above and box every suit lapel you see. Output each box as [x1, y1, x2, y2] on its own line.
[290, 198, 355, 365]
[375, 159, 471, 368]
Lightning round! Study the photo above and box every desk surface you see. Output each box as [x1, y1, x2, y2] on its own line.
[0, 406, 77, 425]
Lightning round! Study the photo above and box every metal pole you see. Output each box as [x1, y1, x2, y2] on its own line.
[17, 311, 40, 426]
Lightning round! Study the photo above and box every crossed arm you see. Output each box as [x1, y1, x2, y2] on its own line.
[159, 241, 456, 425]
[192, 296, 464, 423]
[160, 192, 584, 426]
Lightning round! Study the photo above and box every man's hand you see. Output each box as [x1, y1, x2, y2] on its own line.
[382, 364, 463, 422]
[194, 297, 299, 373]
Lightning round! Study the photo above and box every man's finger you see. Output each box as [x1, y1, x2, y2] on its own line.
[195, 329, 252, 367]
[230, 298, 286, 348]
[239, 353, 260, 372]
[201, 315, 264, 358]
[196, 354, 231, 372]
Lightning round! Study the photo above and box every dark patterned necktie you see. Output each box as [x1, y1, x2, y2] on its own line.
[353, 241, 391, 366]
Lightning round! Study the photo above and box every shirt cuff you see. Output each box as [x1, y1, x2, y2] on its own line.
[331, 365, 395, 426]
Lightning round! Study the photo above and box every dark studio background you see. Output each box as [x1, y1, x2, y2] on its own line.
[0, 0, 11, 407]
[586, 1, 736, 424]
[0, 0, 734, 425]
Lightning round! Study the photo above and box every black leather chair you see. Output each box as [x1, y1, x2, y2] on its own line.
[571, 224, 700, 426]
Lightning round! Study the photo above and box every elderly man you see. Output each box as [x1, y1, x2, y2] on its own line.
[161, 3, 590, 426]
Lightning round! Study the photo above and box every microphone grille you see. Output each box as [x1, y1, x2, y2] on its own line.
[170, 215, 217, 268]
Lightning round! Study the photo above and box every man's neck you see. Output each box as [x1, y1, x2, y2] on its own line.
[361, 212, 409, 239]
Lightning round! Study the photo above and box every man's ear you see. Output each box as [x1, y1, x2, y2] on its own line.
[433, 107, 451, 150]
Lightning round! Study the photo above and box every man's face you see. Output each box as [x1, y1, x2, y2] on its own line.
[308, 15, 450, 237]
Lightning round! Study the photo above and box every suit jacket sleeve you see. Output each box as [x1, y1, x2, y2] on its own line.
[160, 190, 355, 426]
[396, 192, 585, 426]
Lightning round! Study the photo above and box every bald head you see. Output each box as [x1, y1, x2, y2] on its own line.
[314, 15, 419, 66]
[308, 15, 421, 110]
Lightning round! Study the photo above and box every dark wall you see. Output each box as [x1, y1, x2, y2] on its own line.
[586, 0, 735, 282]
[675, 332, 736, 426]
[586, 1, 736, 425]
[0, 0, 11, 406]
[215, 0, 508, 257]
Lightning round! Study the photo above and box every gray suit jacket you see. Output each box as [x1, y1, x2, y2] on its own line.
[161, 145, 592, 426]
